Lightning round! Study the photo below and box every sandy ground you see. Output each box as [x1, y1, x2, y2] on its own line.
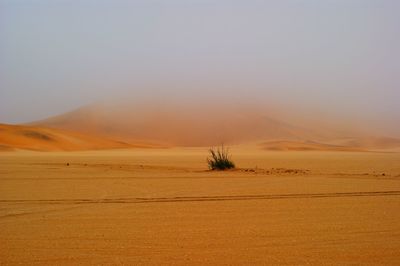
[1, 148, 400, 265]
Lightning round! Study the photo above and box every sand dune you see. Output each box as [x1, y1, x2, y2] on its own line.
[30, 103, 332, 146]
[329, 137, 400, 149]
[0, 123, 156, 151]
[260, 140, 365, 152]
[28, 102, 400, 150]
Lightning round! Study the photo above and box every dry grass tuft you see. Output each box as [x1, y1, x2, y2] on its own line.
[207, 144, 235, 170]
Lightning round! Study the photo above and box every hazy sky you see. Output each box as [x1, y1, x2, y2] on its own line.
[1, 0, 399, 134]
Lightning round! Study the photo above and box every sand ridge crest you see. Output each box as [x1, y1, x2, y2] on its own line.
[0, 123, 161, 151]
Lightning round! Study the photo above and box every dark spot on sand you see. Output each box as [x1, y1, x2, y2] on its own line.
[20, 130, 54, 141]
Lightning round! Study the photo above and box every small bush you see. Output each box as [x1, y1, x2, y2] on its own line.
[207, 144, 235, 170]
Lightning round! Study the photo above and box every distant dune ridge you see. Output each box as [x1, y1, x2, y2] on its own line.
[1, 102, 400, 151]
[260, 140, 365, 152]
[30, 102, 325, 146]
[0, 123, 156, 151]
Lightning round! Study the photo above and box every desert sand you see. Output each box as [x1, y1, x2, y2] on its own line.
[0, 124, 160, 152]
[1, 147, 400, 265]
[2, 1, 399, 264]
[28, 103, 400, 149]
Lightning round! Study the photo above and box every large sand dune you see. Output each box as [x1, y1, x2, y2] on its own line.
[29, 102, 400, 150]
[31, 103, 323, 146]
[0, 123, 156, 151]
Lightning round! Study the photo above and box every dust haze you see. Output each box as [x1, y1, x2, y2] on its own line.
[1, 1, 400, 265]
[1, 0, 400, 137]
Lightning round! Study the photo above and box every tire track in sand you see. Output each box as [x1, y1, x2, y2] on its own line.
[1, 190, 400, 205]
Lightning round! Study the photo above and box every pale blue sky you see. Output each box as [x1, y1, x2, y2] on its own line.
[0, 0, 399, 134]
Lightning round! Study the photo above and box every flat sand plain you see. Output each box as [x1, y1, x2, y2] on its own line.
[1, 148, 400, 265]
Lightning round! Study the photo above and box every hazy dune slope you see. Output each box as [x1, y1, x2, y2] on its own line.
[30, 102, 400, 149]
[31, 103, 324, 146]
[0, 124, 135, 151]
[260, 140, 365, 152]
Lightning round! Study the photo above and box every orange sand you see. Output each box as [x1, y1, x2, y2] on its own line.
[0, 124, 159, 151]
[1, 148, 400, 265]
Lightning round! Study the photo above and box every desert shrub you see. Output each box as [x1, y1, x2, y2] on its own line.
[207, 144, 235, 170]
